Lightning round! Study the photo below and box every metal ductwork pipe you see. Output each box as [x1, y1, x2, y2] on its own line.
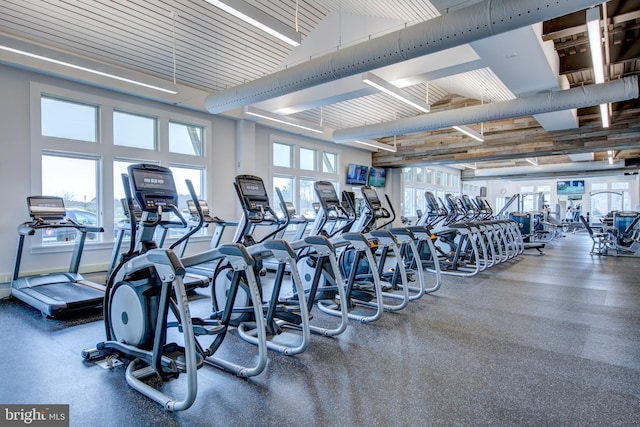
[333, 76, 639, 143]
[205, 0, 601, 113]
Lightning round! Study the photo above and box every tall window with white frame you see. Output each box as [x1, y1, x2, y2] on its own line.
[34, 84, 211, 246]
[41, 154, 99, 244]
[39, 96, 101, 244]
[272, 140, 339, 219]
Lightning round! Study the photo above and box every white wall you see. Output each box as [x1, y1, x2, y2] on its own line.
[0, 63, 373, 290]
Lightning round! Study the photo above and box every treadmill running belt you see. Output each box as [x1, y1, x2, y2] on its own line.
[34, 282, 104, 305]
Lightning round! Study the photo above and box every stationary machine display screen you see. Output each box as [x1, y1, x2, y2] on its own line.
[235, 175, 270, 213]
[425, 192, 439, 211]
[27, 196, 66, 220]
[362, 186, 382, 209]
[128, 164, 178, 211]
[133, 170, 175, 191]
[237, 178, 267, 198]
[315, 181, 339, 203]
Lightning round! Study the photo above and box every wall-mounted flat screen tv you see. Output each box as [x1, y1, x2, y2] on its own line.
[368, 167, 387, 187]
[346, 163, 369, 186]
[557, 180, 585, 195]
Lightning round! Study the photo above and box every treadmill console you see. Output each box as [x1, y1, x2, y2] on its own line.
[128, 164, 178, 211]
[187, 199, 221, 223]
[27, 196, 66, 221]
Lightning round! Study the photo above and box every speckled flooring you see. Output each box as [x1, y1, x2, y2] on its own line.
[1, 232, 639, 426]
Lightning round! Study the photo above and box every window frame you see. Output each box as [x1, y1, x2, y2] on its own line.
[270, 135, 340, 218]
[30, 82, 211, 250]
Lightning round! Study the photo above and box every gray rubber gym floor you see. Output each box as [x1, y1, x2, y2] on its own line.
[1, 232, 639, 426]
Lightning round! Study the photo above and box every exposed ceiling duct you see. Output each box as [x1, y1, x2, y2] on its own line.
[204, 0, 601, 114]
[333, 76, 639, 143]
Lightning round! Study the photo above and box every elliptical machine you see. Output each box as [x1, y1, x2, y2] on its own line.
[83, 164, 259, 411]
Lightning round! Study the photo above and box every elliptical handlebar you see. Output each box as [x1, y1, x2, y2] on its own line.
[169, 179, 204, 251]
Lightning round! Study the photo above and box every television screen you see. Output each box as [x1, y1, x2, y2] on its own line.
[368, 167, 387, 187]
[557, 180, 585, 195]
[346, 163, 369, 185]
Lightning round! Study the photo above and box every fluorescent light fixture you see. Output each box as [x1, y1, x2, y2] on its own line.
[452, 125, 485, 142]
[525, 158, 538, 166]
[607, 150, 614, 165]
[244, 106, 324, 133]
[352, 139, 397, 152]
[205, 0, 301, 47]
[460, 163, 477, 170]
[599, 103, 610, 128]
[0, 45, 177, 94]
[587, 6, 609, 128]
[362, 73, 431, 113]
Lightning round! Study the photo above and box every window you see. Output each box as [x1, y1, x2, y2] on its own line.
[404, 167, 413, 182]
[41, 96, 98, 142]
[322, 152, 338, 173]
[299, 178, 318, 218]
[273, 142, 293, 168]
[169, 122, 204, 156]
[591, 183, 607, 191]
[415, 167, 425, 183]
[436, 171, 443, 185]
[270, 139, 340, 220]
[404, 187, 415, 217]
[300, 148, 317, 171]
[273, 176, 294, 217]
[612, 182, 629, 190]
[170, 166, 204, 210]
[41, 154, 99, 244]
[426, 169, 433, 184]
[113, 160, 143, 221]
[113, 110, 157, 150]
[33, 84, 211, 246]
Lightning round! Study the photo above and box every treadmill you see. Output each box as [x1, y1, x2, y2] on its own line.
[11, 196, 105, 317]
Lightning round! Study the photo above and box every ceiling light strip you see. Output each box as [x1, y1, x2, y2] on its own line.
[205, 0, 301, 47]
[244, 106, 323, 133]
[362, 73, 431, 113]
[587, 6, 609, 128]
[452, 125, 484, 142]
[0, 45, 177, 94]
[353, 139, 397, 152]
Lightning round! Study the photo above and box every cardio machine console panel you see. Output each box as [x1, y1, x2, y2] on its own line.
[128, 164, 178, 211]
[315, 181, 341, 213]
[27, 196, 67, 221]
[235, 175, 273, 220]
